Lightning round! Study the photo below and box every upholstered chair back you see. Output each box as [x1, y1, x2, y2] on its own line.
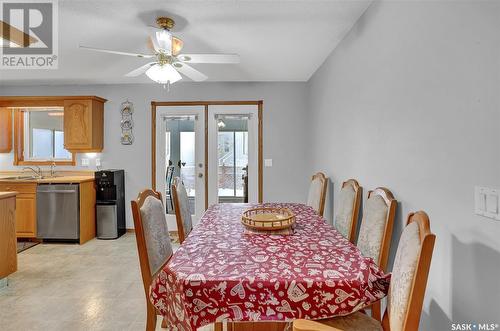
[383, 211, 436, 331]
[172, 177, 193, 244]
[334, 179, 362, 243]
[357, 188, 396, 270]
[306, 172, 328, 216]
[131, 190, 173, 297]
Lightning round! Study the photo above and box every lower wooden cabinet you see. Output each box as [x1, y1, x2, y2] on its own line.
[14, 194, 37, 237]
[0, 193, 17, 279]
[0, 182, 37, 238]
[0, 180, 95, 241]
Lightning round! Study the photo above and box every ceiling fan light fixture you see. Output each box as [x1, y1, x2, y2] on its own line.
[156, 29, 172, 53]
[172, 37, 183, 55]
[146, 64, 182, 84]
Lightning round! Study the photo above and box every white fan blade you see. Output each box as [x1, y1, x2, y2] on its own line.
[79, 45, 154, 58]
[176, 53, 240, 64]
[125, 62, 156, 77]
[173, 62, 208, 82]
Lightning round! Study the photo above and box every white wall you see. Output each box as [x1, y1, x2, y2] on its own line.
[0, 82, 310, 228]
[307, 1, 500, 329]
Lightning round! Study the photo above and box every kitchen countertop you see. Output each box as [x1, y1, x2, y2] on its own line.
[0, 192, 18, 199]
[0, 175, 95, 184]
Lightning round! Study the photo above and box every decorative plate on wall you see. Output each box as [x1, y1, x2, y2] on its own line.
[120, 100, 134, 145]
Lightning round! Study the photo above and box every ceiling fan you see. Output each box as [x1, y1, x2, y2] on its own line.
[80, 17, 240, 85]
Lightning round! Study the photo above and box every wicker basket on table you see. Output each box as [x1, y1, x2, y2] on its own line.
[241, 207, 295, 231]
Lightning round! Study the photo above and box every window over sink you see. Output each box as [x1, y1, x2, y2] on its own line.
[13, 107, 75, 165]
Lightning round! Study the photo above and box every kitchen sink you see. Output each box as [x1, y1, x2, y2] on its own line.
[1, 176, 38, 180]
[0, 175, 61, 180]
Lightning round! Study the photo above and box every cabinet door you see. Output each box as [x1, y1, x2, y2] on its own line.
[0, 108, 12, 152]
[15, 195, 36, 237]
[64, 99, 92, 150]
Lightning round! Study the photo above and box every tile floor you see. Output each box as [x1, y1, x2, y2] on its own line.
[0, 233, 197, 331]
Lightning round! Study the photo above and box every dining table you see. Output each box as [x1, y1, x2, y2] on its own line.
[150, 203, 391, 331]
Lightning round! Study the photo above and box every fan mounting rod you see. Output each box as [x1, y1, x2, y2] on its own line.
[156, 17, 175, 30]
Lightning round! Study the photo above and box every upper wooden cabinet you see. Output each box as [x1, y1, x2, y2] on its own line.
[64, 97, 105, 152]
[0, 108, 12, 153]
[0, 96, 107, 154]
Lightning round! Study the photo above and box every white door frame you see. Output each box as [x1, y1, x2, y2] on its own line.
[208, 105, 259, 205]
[155, 106, 205, 228]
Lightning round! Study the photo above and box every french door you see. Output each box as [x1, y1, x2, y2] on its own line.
[153, 101, 262, 229]
[155, 106, 206, 227]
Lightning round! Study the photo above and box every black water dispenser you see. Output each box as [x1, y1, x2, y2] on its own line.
[95, 169, 125, 239]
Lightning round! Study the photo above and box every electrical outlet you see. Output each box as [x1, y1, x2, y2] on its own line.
[81, 158, 89, 166]
[95, 158, 101, 167]
[264, 159, 273, 167]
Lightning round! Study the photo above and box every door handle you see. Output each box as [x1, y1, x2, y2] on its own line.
[198, 173, 203, 178]
[38, 190, 77, 194]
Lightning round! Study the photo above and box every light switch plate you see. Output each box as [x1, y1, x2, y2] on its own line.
[475, 186, 500, 220]
[487, 191, 498, 214]
[81, 158, 89, 166]
[264, 159, 273, 167]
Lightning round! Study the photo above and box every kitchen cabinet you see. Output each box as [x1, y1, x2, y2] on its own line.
[0, 182, 37, 238]
[0, 108, 12, 153]
[0, 96, 106, 154]
[0, 178, 96, 243]
[0, 192, 17, 279]
[64, 97, 106, 152]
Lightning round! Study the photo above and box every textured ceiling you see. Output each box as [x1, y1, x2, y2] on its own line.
[0, 0, 371, 85]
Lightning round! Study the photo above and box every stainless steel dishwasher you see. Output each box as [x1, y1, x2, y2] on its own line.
[37, 184, 80, 241]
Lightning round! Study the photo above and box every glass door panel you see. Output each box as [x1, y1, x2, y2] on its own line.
[217, 121, 249, 202]
[156, 107, 205, 229]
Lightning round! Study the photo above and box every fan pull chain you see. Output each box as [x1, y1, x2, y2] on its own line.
[162, 81, 171, 92]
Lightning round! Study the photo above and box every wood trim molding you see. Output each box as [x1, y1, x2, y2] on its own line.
[0, 96, 107, 107]
[258, 101, 263, 203]
[204, 105, 209, 209]
[153, 100, 262, 106]
[0, 108, 12, 152]
[13, 109, 76, 166]
[151, 103, 157, 190]
[151, 100, 264, 208]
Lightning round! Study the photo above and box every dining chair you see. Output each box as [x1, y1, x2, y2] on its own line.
[356, 187, 397, 320]
[131, 189, 174, 331]
[292, 211, 436, 331]
[334, 179, 362, 243]
[172, 176, 193, 244]
[307, 172, 328, 216]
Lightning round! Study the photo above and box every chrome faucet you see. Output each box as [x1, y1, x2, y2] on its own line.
[22, 166, 42, 179]
[50, 162, 57, 177]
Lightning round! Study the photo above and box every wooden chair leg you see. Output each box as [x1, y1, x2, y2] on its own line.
[371, 301, 382, 321]
[146, 301, 157, 331]
[161, 317, 168, 328]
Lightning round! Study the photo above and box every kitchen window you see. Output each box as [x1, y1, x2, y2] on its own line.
[12, 107, 75, 165]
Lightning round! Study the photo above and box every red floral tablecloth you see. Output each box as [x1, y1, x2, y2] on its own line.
[150, 203, 390, 331]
